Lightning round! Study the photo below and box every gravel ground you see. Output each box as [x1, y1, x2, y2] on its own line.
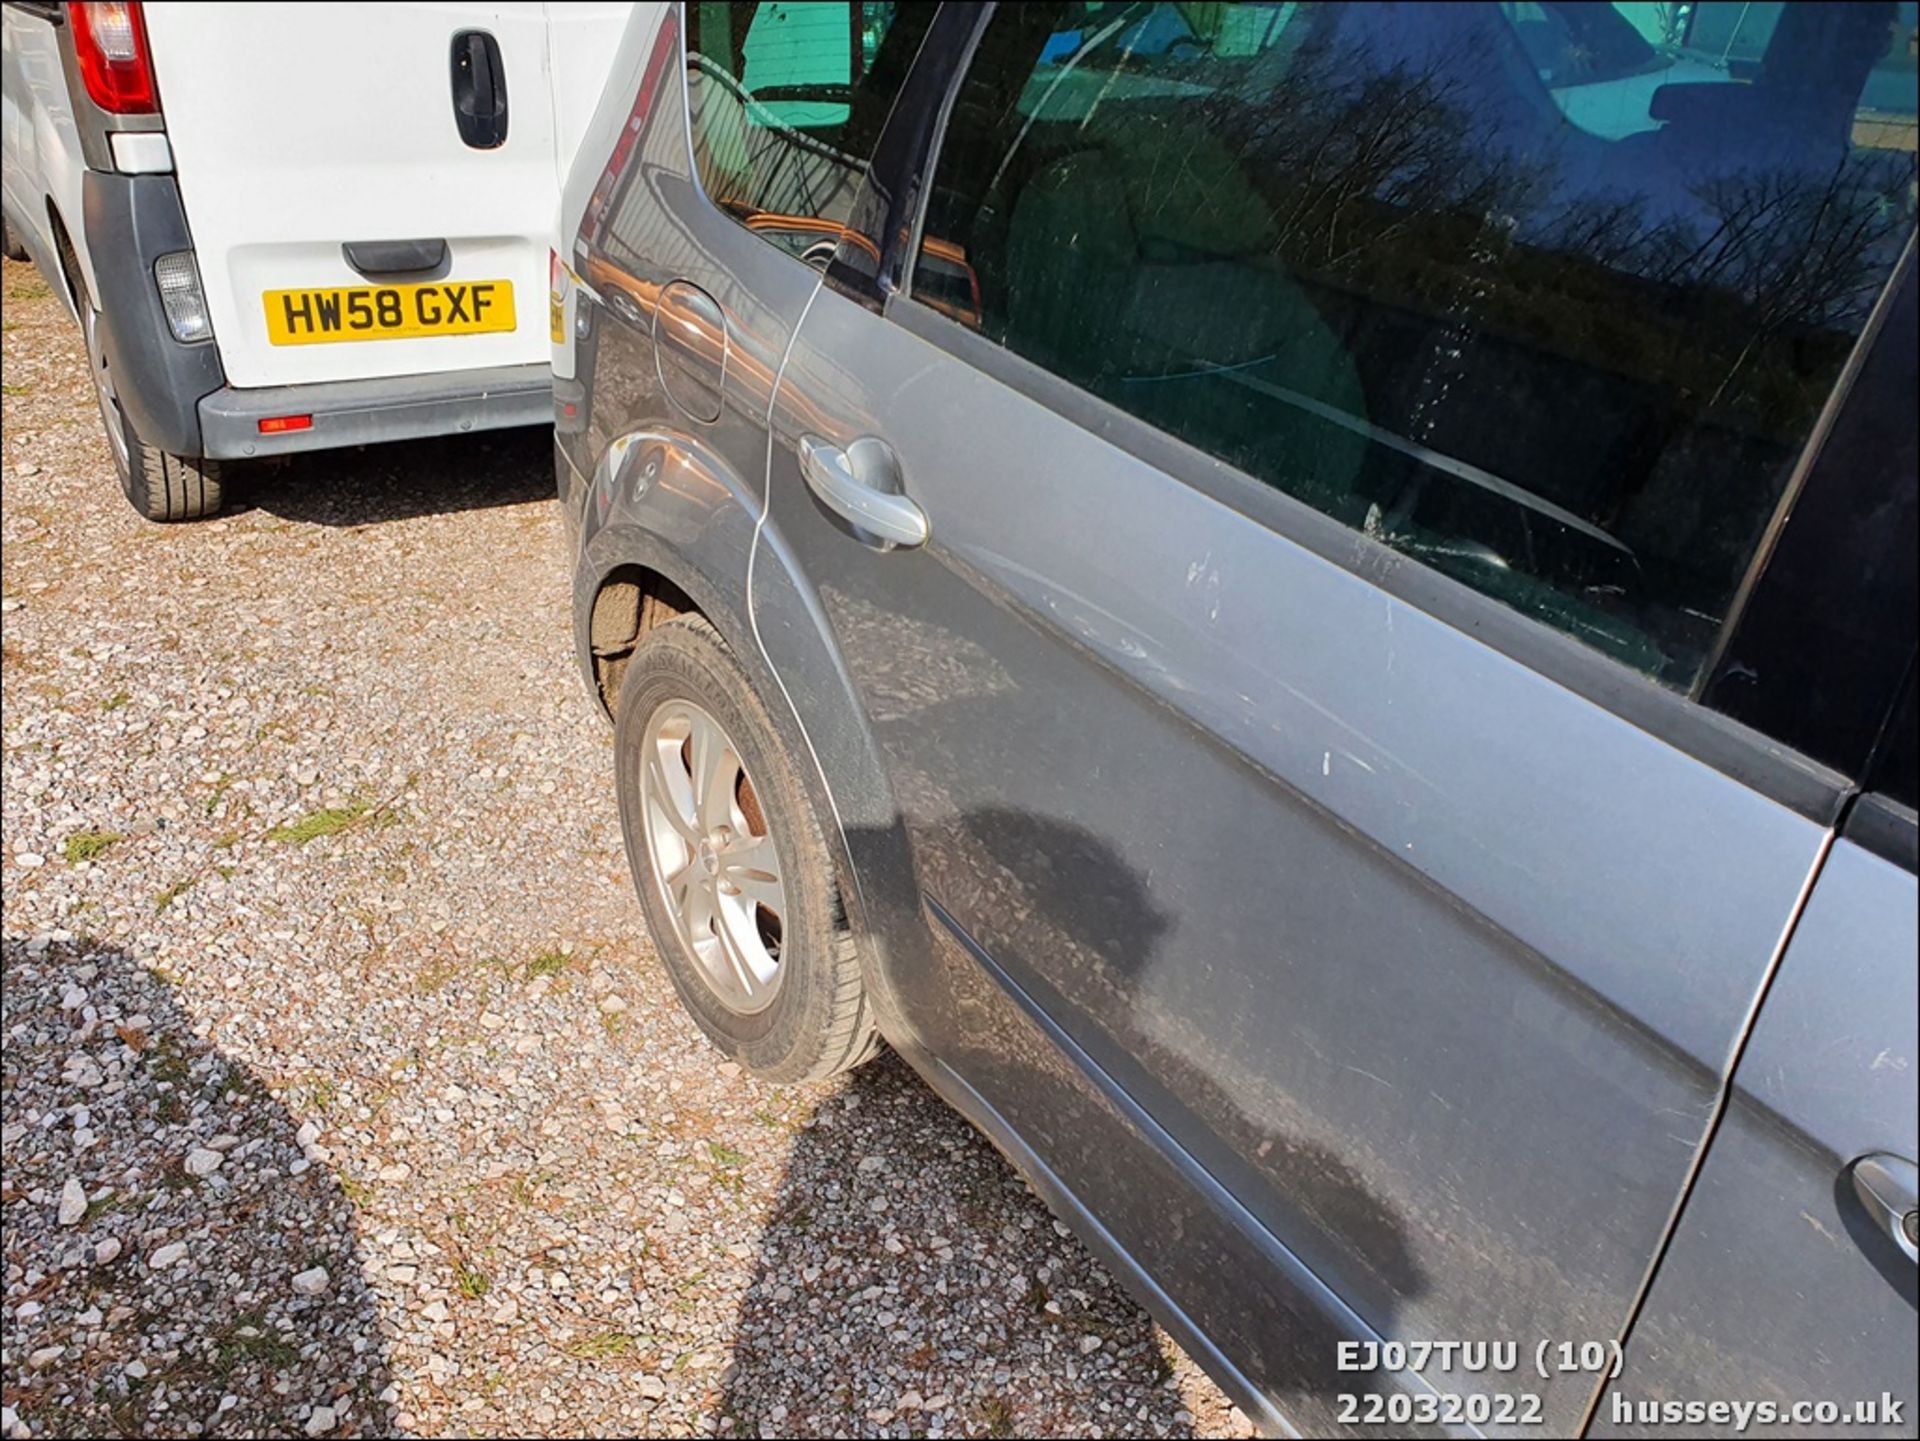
[0, 258, 1247, 1439]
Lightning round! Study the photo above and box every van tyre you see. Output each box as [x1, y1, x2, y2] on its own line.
[2, 215, 26, 262]
[118, 435, 226, 523]
[63, 234, 224, 521]
[615, 614, 881, 1083]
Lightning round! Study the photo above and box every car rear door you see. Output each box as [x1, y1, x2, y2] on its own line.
[1595, 278, 1919, 1438]
[141, 1, 625, 390]
[752, 3, 1917, 1433]
[1598, 719, 1918, 1437]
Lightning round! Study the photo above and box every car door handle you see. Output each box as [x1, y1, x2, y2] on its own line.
[1850, 1154, 1919, 1264]
[797, 435, 928, 549]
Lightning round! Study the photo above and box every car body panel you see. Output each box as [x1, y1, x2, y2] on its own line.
[1594, 833, 1919, 1438]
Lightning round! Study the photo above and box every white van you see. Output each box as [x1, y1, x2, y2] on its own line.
[1, 0, 631, 520]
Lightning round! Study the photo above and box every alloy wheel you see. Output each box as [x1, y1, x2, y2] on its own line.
[638, 699, 788, 1015]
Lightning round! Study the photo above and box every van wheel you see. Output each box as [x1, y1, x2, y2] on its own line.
[67, 240, 224, 521]
[614, 614, 881, 1082]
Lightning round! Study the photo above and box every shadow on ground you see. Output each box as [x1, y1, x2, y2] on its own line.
[0, 935, 392, 1439]
[229, 426, 553, 527]
[716, 1051, 1201, 1438]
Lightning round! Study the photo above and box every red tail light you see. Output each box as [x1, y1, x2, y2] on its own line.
[69, 2, 158, 115]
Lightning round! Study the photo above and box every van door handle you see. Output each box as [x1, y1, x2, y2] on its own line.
[342, 239, 447, 280]
[797, 435, 928, 549]
[450, 29, 508, 149]
[1850, 1154, 1919, 1264]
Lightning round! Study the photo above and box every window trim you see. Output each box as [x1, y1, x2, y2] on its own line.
[861, 0, 1914, 820]
[822, 1, 991, 313]
[1701, 240, 1919, 779]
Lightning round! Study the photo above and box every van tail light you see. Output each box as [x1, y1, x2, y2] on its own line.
[582, 8, 679, 241]
[152, 251, 210, 342]
[69, 3, 159, 115]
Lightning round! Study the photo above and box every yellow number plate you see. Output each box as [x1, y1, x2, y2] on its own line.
[263, 279, 516, 345]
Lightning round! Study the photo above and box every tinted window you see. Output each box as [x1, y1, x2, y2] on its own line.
[912, 1, 1919, 687]
[685, 1, 933, 263]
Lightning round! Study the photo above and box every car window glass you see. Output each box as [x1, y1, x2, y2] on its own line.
[911, 1, 1919, 688]
[684, 1, 932, 265]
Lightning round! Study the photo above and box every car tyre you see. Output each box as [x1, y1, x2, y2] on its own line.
[615, 614, 881, 1082]
[2, 215, 27, 262]
[63, 235, 224, 521]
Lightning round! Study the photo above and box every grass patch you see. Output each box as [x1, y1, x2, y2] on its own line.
[454, 1262, 490, 1299]
[84, 1189, 131, 1221]
[509, 1171, 556, 1207]
[266, 797, 371, 845]
[338, 1174, 374, 1207]
[979, 1396, 1017, 1439]
[565, 1331, 637, 1360]
[62, 829, 122, 864]
[707, 1142, 748, 1169]
[153, 877, 196, 913]
[149, 1036, 191, 1087]
[213, 1316, 299, 1378]
[102, 691, 131, 712]
[212, 830, 242, 851]
[525, 948, 570, 979]
[7, 278, 51, 300]
[2, 383, 28, 397]
[304, 1075, 340, 1111]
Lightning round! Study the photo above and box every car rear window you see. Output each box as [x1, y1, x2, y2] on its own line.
[682, 2, 933, 265]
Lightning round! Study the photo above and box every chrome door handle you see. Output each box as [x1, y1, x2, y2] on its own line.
[797, 434, 928, 549]
[1850, 1154, 1919, 1265]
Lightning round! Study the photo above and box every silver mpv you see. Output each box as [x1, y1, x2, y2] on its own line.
[554, 3, 1919, 1434]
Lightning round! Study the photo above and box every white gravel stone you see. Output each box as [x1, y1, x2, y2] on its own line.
[291, 1265, 331, 1296]
[56, 1176, 88, 1226]
[184, 1146, 223, 1177]
[147, 1241, 187, 1270]
[303, 1404, 337, 1436]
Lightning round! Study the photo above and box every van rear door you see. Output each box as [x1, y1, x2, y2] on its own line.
[141, 2, 625, 390]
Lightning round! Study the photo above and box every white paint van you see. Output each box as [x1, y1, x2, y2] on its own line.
[1, 1, 632, 519]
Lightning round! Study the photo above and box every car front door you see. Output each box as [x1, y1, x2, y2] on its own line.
[753, 3, 1916, 1432]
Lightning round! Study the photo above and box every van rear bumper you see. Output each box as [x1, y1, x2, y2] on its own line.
[198, 363, 553, 459]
